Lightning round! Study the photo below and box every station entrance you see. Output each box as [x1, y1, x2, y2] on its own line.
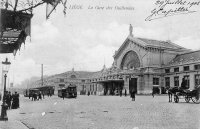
[129, 78, 137, 93]
[102, 80, 124, 95]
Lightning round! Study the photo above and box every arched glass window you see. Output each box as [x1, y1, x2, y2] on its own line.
[121, 51, 140, 69]
[71, 75, 76, 78]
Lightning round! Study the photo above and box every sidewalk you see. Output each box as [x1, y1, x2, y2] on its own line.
[0, 101, 29, 129]
[0, 120, 29, 129]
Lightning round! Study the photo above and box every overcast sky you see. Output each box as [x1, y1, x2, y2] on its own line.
[1, 0, 200, 86]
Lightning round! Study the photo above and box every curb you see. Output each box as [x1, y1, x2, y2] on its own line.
[0, 120, 29, 129]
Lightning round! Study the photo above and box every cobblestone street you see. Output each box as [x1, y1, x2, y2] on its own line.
[5, 95, 200, 129]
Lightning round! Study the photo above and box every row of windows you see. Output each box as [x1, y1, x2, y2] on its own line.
[195, 64, 200, 70]
[59, 79, 86, 83]
[89, 85, 98, 91]
[195, 74, 200, 86]
[165, 64, 200, 73]
[165, 74, 200, 88]
[60, 79, 64, 82]
[81, 85, 98, 90]
[59, 75, 77, 82]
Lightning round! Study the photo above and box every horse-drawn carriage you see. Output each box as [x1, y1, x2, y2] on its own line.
[168, 85, 200, 104]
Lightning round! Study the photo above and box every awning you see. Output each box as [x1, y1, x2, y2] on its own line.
[0, 9, 33, 55]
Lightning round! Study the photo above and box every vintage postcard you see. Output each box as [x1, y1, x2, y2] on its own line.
[0, 0, 200, 129]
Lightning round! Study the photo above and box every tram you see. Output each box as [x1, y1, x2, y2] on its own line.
[58, 84, 77, 98]
[24, 86, 55, 97]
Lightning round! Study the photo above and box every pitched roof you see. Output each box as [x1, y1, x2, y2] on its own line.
[58, 71, 102, 79]
[114, 36, 189, 58]
[168, 50, 200, 65]
[137, 38, 185, 49]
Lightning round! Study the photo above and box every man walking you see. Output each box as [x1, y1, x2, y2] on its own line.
[87, 91, 90, 96]
[120, 90, 122, 97]
[62, 90, 65, 100]
[152, 88, 154, 98]
[131, 89, 136, 101]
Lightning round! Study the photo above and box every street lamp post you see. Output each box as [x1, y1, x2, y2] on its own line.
[0, 58, 11, 121]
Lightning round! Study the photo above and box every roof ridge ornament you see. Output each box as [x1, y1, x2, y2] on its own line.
[129, 24, 133, 37]
[166, 40, 171, 43]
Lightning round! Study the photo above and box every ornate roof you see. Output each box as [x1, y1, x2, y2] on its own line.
[137, 38, 186, 49]
[168, 50, 200, 65]
[114, 36, 189, 58]
[57, 71, 102, 79]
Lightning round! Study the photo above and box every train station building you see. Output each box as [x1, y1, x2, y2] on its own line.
[86, 25, 200, 95]
[33, 25, 200, 95]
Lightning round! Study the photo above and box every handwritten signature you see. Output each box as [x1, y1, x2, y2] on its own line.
[145, 0, 200, 21]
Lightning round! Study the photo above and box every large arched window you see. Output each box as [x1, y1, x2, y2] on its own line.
[121, 51, 140, 69]
[71, 75, 76, 78]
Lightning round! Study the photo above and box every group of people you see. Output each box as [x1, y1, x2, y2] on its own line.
[102, 88, 136, 101]
[4, 91, 20, 109]
[29, 91, 45, 101]
[103, 89, 126, 96]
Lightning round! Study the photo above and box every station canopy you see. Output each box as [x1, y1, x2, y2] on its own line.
[0, 0, 67, 56]
[0, 9, 33, 55]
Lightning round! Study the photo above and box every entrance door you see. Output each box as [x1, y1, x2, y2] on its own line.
[129, 78, 137, 93]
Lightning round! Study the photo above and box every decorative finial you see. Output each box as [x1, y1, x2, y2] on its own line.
[129, 24, 133, 37]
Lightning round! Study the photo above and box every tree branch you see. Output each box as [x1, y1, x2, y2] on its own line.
[14, 0, 19, 11]
[18, 1, 45, 12]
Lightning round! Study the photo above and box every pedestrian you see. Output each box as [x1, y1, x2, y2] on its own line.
[29, 92, 31, 99]
[5, 91, 9, 108]
[87, 91, 90, 96]
[131, 89, 136, 101]
[42, 92, 45, 99]
[180, 78, 187, 90]
[37, 92, 39, 100]
[62, 90, 65, 100]
[31, 92, 34, 101]
[11, 93, 16, 109]
[125, 89, 127, 97]
[11, 92, 19, 109]
[7, 91, 12, 109]
[152, 88, 154, 98]
[120, 90, 122, 97]
[49, 90, 52, 97]
[38, 91, 42, 100]
[34, 93, 37, 101]
[16, 92, 20, 108]
[48, 90, 50, 97]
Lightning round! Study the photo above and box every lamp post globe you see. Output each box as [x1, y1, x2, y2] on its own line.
[0, 58, 11, 121]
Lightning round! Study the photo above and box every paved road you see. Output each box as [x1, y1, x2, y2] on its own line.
[6, 95, 200, 129]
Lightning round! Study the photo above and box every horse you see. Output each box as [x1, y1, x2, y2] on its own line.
[167, 86, 191, 103]
[166, 87, 179, 102]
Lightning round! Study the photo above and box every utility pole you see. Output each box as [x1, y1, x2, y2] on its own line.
[41, 64, 43, 87]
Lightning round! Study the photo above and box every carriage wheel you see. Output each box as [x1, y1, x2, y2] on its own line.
[185, 95, 190, 103]
[191, 97, 200, 104]
[191, 91, 200, 104]
[174, 95, 179, 103]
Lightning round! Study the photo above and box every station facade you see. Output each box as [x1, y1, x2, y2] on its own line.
[86, 26, 200, 95]
[32, 26, 200, 95]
